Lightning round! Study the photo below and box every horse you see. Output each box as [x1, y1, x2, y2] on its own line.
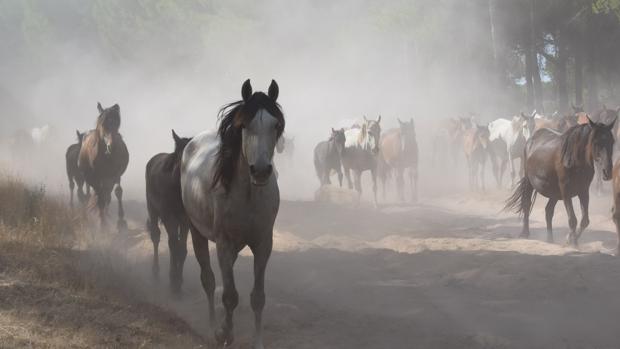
[487, 136, 508, 189]
[65, 130, 89, 207]
[145, 130, 192, 295]
[181, 79, 283, 348]
[378, 118, 418, 202]
[463, 124, 490, 191]
[314, 128, 346, 187]
[505, 117, 616, 246]
[612, 158, 620, 255]
[488, 113, 535, 186]
[341, 115, 382, 206]
[78, 102, 129, 232]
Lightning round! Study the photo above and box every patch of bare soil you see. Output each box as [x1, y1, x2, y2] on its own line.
[0, 241, 204, 349]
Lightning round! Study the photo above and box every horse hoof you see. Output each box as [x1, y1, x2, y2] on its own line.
[518, 232, 530, 239]
[215, 328, 233, 346]
[117, 219, 128, 233]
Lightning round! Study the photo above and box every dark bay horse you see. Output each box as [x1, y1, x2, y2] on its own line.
[378, 118, 418, 202]
[506, 117, 615, 246]
[314, 128, 346, 187]
[145, 130, 192, 295]
[65, 130, 89, 207]
[342, 116, 382, 206]
[181, 79, 284, 348]
[78, 103, 129, 231]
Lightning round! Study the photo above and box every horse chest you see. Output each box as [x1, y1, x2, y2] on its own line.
[215, 189, 279, 245]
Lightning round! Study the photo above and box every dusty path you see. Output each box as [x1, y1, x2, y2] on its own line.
[115, 189, 620, 349]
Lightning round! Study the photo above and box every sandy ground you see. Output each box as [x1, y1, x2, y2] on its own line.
[98, 183, 620, 349]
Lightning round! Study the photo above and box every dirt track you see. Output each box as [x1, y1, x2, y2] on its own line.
[113, 190, 620, 349]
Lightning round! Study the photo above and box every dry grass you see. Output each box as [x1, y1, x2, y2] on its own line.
[0, 174, 85, 248]
[0, 175, 205, 348]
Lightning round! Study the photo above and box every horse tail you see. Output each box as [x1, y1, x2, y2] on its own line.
[504, 176, 536, 216]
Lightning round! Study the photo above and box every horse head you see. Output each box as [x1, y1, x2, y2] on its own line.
[398, 118, 416, 148]
[587, 115, 616, 180]
[76, 129, 85, 144]
[96, 102, 121, 155]
[331, 128, 346, 155]
[362, 115, 382, 154]
[236, 79, 284, 186]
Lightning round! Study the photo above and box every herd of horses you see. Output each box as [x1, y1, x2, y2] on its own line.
[61, 78, 620, 347]
[438, 105, 620, 251]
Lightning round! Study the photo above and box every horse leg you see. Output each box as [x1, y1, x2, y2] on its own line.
[613, 197, 620, 255]
[563, 197, 579, 247]
[68, 178, 75, 208]
[410, 166, 418, 203]
[354, 170, 362, 194]
[177, 221, 189, 293]
[190, 225, 216, 331]
[575, 191, 590, 245]
[396, 168, 404, 202]
[216, 239, 239, 346]
[163, 218, 181, 295]
[480, 155, 487, 192]
[324, 167, 332, 185]
[250, 238, 273, 349]
[344, 165, 353, 190]
[508, 152, 515, 187]
[114, 183, 127, 232]
[371, 168, 378, 207]
[545, 198, 558, 243]
[146, 211, 161, 280]
[337, 167, 343, 187]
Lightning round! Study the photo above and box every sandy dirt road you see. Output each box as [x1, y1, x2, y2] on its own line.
[111, 188, 620, 349]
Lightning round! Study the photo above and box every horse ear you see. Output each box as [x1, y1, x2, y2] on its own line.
[172, 129, 181, 144]
[398, 118, 403, 125]
[377, 115, 381, 123]
[268, 79, 279, 101]
[363, 115, 368, 122]
[97, 102, 103, 114]
[241, 79, 252, 102]
[331, 127, 336, 134]
[607, 116, 617, 131]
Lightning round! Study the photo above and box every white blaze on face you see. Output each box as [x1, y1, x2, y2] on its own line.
[242, 109, 278, 168]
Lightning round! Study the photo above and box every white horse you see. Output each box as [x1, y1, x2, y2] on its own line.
[181, 79, 283, 349]
[341, 116, 382, 206]
[488, 113, 535, 186]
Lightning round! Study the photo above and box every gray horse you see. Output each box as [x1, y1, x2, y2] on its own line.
[341, 116, 382, 206]
[181, 79, 284, 349]
[313, 128, 346, 186]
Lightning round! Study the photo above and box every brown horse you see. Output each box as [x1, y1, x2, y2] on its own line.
[612, 159, 620, 255]
[463, 125, 489, 191]
[146, 130, 192, 295]
[506, 117, 616, 246]
[78, 103, 129, 231]
[378, 118, 418, 202]
[65, 130, 89, 207]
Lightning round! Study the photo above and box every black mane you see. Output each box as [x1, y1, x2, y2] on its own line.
[212, 92, 285, 191]
[560, 123, 593, 168]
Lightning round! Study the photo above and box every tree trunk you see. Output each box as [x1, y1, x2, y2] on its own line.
[556, 33, 569, 114]
[575, 49, 584, 106]
[530, 0, 543, 113]
[586, 10, 599, 110]
[525, 47, 535, 111]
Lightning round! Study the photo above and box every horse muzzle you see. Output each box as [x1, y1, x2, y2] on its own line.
[250, 163, 273, 186]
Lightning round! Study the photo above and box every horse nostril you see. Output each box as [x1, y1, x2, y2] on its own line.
[266, 164, 273, 175]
